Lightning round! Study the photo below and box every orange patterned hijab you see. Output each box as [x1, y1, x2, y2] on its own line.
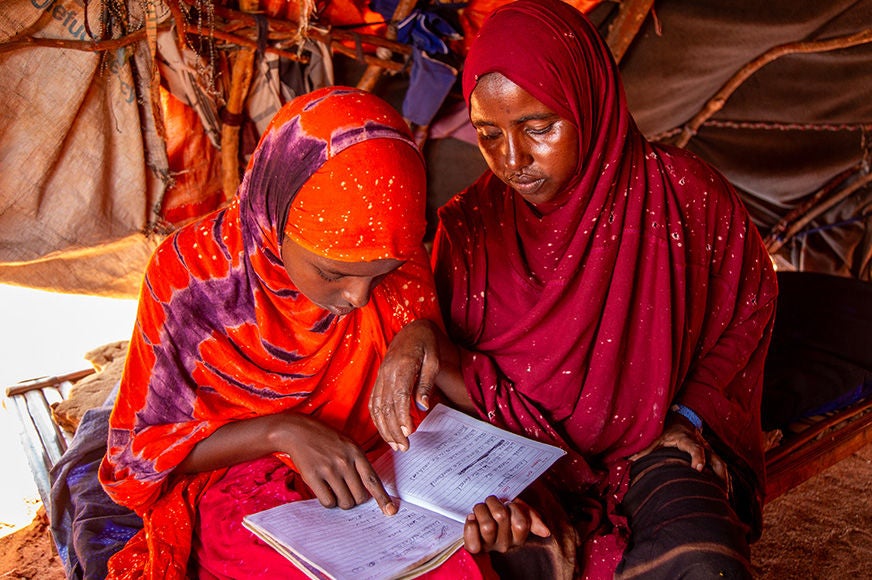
[99, 87, 439, 577]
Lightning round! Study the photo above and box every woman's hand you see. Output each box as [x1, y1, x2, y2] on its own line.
[628, 416, 729, 482]
[370, 319, 442, 451]
[275, 413, 398, 516]
[463, 496, 550, 553]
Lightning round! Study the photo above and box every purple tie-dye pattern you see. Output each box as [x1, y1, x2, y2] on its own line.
[104, 88, 432, 520]
[261, 340, 304, 362]
[138, 264, 254, 425]
[129, 113, 413, 430]
[152, 258, 323, 407]
[332, 123, 410, 154]
[242, 115, 418, 248]
[311, 313, 336, 333]
[211, 211, 232, 261]
[202, 362, 313, 399]
[131, 104, 414, 430]
[106, 429, 168, 483]
[242, 118, 326, 248]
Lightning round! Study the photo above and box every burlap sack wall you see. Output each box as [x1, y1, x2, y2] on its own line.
[0, 0, 167, 297]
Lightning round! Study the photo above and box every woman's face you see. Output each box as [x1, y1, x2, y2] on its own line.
[470, 73, 579, 206]
[281, 237, 403, 316]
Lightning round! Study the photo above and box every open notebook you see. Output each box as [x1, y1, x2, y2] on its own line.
[243, 404, 566, 580]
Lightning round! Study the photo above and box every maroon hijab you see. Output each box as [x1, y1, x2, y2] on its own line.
[433, 0, 777, 568]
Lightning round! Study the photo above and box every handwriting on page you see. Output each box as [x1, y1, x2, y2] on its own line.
[244, 405, 565, 579]
[248, 498, 463, 580]
[376, 408, 562, 521]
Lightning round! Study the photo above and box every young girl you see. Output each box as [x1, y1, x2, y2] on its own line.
[98, 87, 488, 578]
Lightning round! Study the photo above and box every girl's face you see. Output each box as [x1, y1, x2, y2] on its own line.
[470, 73, 579, 206]
[281, 237, 403, 316]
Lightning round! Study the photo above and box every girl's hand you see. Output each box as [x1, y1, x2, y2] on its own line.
[277, 413, 397, 516]
[178, 410, 397, 516]
[463, 496, 551, 553]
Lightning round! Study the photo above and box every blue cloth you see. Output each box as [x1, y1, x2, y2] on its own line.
[49, 392, 142, 580]
[396, 11, 460, 55]
[403, 48, 458, 127]
[672, 404, 704, 431]
[370, 0, 461, 127]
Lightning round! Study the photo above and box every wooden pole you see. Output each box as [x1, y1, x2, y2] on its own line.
[765, 170, 872, 254]
[219, 0, 260, 200]
[355, 0, 417, 91]
[605, 0, 654, 64]
[674, 28, 872, 148]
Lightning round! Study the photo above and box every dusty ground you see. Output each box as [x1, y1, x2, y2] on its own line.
[1, 443, 869, 579]
[751, 442, 872, 578]
[0, 508, 65, 580]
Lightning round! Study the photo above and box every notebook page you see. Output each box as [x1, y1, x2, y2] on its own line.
[373, 404, 566, 521]
[243, 497, 463, 580]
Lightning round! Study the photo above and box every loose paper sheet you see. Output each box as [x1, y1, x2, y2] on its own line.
[373, 404, 566, 520]
[243, 405, 566, 579]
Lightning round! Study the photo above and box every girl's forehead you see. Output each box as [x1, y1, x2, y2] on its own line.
[285, 237, 403, 277]
[316, 254, 404, 277]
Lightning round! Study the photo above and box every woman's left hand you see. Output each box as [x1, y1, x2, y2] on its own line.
[370, 319, 441, 451]
[463, 496, 551, 554]
[629, 418, 729, 482]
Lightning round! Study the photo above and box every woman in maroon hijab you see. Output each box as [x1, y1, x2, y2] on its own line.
[371, 0, 778, 577]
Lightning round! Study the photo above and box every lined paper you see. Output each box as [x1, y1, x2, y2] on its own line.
[243, 404, 565, 580]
